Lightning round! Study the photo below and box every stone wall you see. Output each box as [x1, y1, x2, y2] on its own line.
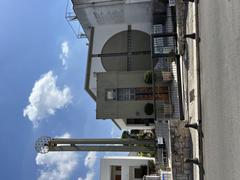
[170, 120, 193, 180]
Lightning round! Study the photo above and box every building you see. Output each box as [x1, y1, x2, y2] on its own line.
[71, 0, 180, 129]
[100, 156, 155, 180]
[97, 71, 172, 128]
[68, 0, 181, 178]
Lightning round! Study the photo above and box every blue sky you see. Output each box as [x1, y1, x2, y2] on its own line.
[0, 0, 123, 179]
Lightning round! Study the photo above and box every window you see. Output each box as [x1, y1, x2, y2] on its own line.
[106, 88, 135, 101]
[135, 87, 153, 100]
[115, 166, 121, 171]
[105, 87, 169, 101]
[106, 89, 117, 100]
[117, 88, 135, 101]
[111, 166, 122, 180]
[134, 167, 145, 178]
[127, 119, 154, 125]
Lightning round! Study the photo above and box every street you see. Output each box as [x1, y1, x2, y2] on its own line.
[199, 0, 240, 179]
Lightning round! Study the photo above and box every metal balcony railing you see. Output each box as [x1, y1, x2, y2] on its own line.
[151, 1, 180, 122]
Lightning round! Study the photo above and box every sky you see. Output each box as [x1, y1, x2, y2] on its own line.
[0, 0, 123, 179]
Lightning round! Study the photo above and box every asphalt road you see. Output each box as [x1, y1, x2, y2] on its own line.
[199, 0, 240, 179]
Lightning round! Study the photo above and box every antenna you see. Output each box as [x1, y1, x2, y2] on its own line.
[65, 0, 87, 39]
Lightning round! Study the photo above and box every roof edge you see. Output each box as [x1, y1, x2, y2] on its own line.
[111, 119, 122, 130]
[84, 27, 96, 101]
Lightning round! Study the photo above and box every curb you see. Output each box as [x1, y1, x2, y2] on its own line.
[194, 1, 204, 180]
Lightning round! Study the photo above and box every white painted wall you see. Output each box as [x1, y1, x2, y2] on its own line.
[73, 0, 152, 37]
[74, 1, 152, 26]
[100, 156, 154, 180]
[73, 0, 152, 92]
[89, 22, 152, 92]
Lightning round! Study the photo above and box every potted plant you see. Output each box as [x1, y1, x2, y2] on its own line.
[162, 71, 173, 81]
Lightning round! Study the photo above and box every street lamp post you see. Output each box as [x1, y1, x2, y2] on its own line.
[35, 136, 156, 154]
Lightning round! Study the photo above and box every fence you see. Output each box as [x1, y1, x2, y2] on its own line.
[151, 1, 181, 122]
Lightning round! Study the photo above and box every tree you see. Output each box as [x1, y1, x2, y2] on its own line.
[121, 130, 156, 157]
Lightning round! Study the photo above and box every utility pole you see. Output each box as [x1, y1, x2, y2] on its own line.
[35, 136, 156, 154]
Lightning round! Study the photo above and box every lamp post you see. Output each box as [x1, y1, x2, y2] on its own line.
[35, 136, 156, 154]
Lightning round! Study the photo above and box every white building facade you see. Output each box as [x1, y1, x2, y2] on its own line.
[100, 156, 154, 180]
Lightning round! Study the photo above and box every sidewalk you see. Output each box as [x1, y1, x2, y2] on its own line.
[176, 1, 200, 180]
[152, 1, 200, 179]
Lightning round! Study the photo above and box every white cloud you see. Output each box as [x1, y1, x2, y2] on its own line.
[62, 41, 69, 57]
[36, 133, 79, 180]
[85, 171, 95, 180]
[84, 152, 97, 169]
[77, 171, 95, 180]
[78, 152, 97, 180]
[59, 41, 69, 69]
[23, 71, 72, 127]
[78, 171, 95, 180]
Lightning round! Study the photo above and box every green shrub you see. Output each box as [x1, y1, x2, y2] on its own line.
[137, 151, 156, 158]
[144, 103, 154, 115]
[148, 160, 156, 174]
[144, 71, 155, 84]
